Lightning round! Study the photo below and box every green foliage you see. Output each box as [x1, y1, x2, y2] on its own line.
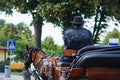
[37, 2, 67, 25]
[1, 0, 120, 48]
[0, 21, 34, 61]
[0, 61, 5, 72]
[0, 23, 17, 46]
[0, 0, 13, 14]
[0, 0, 43, 49]
[0, 19, 6, 28]
[37, 0, 100, 27]
[0, 22, 32, 45]
[0, 19, 63, 61]
[13, 23, 34, 61]
[42, 36, 63, 56]
[102, 0, 120, 21]
[92, 6, 109, 44]
[14, 40, 34, 61]
[0, 59, 10, 72]
[103, 28, 120, 45]
[15, 23, 32, 41]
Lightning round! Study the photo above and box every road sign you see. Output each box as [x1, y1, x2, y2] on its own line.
[7, 40, 16, 50]
[109, 38, 119, 46]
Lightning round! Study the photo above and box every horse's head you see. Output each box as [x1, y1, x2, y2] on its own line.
[24, 45, 47, 68]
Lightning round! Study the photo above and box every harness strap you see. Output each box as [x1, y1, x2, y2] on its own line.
[34, 51, 37, 62]
[35, 54, 48, 69]
[36, 58, 44, 69]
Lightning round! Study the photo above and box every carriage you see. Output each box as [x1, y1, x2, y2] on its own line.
[24, 45, 120, 80]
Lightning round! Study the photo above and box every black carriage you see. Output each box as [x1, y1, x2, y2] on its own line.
[24, 45, 120, 80]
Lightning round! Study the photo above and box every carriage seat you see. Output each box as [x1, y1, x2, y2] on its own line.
[57, 50, 78, 67]
[78, 50, 120, 68]
[57, 62, 71, 67]
[57, 46, 120, 80]
[63, 49, 78, 56]
[58, 46, 120, 67]
[63, 46, 109, 56]
[77, 45, 120, 56]
[62, 49, 78, 62]
[77, 50, 120, 80]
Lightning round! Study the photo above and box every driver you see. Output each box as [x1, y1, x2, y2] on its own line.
[64, 16, 93, 50]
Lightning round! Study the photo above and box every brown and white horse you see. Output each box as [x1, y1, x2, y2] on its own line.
[24, 45, 61, 80]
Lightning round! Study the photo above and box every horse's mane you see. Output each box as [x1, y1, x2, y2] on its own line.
[29, 47, 47, 55]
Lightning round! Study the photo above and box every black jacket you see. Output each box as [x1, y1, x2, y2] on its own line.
[64, 27, 92, 50]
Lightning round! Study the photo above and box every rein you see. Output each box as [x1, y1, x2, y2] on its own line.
[32, 50, 48, 69]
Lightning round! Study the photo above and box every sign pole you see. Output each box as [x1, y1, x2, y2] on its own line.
[10, 51, 12, 63]
[7, 40, 16, 63]
[6, 40, 16, 78]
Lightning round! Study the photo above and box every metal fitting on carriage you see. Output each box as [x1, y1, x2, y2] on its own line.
[43, 59, 52, 67]
[43, 59, 49, 66]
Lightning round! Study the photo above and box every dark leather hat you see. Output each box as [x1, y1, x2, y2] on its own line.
[71, 16, 85, 24]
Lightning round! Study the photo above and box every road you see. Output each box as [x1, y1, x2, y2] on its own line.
[0, 73, 24, 80]
[0, 73, 35, 80]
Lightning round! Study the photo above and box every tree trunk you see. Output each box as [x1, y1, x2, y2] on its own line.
[93, 6, 106, 44]
[92, 6, 99, 44]
[31, 12, 43, 49]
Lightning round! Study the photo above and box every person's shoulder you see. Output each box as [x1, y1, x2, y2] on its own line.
[65, 28, 73, 33]
[66, 28, 73, 31]
[82, 27, 91, 31]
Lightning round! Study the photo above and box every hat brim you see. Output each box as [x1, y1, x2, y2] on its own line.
[70, 21, 85, 24]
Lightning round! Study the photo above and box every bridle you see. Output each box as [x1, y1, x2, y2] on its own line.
[31, 50, 47, 68]
[32, 51, 39, 63]
[24, 47, 40, 67]
[24, 46, 50, 80]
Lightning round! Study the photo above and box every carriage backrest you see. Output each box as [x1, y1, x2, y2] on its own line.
[78, 50, 120, 68]
[55, 46, 120, 80]
[79, 47, 120, 80]
[77, 45, 119, 56]
[63, 49, 78, 56]
[75, 45, 120, 62]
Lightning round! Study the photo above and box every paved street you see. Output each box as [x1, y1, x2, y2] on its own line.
[0, 73, 24, 80]
[0, 73, 35, 80]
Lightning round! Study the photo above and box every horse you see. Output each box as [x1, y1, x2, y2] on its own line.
[24, 45, 120, 80]
[24, 45, 61, 80]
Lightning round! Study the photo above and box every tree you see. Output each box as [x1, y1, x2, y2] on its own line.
[42, 37, 63, 56]
[0, 22, 33, 61]
[0, 23, 17, 46]
[16, 22, 32, 41]
[92, 0, 120, 44]
[1, 0, 120, 46]
[0, 22, 32, 45]
[37, 0, 100, 32]
[0, 19, 6, 28]
[101, 0, 120, 21]
[37, 0, 120, 44]
[15, 37, 34, 61]
[92, 6, 108, 44]
[0, 0, 43, 49]
[0, 0, 100, 48]
[103, 28, 120, 45]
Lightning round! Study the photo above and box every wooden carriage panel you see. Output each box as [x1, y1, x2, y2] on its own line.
[86, 67, 120, 80]
[63, 50, 78, 56]
[54, 67, 84, 80]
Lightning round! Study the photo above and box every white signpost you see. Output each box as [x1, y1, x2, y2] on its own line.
[7, 40, 16, 63]
[109, 38, 119, 46]
[5, 40, 16, 78]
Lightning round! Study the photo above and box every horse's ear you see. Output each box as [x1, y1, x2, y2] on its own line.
[26, 45, 29, 51]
